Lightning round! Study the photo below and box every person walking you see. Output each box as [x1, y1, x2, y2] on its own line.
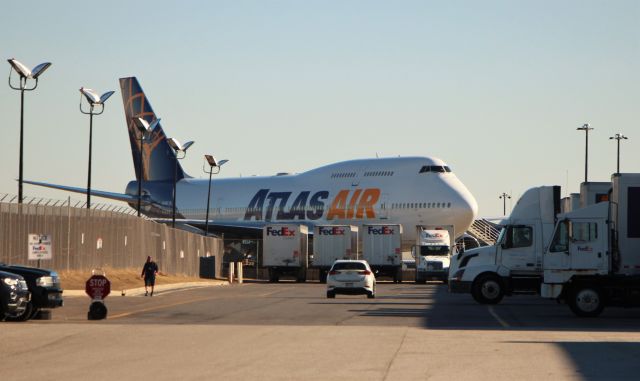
[141, 256, 159, 296]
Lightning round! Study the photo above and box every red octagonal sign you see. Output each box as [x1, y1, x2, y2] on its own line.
[86, 274, 111, 300]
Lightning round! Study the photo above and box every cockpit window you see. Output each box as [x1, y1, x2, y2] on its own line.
[419, 165, 451, 174]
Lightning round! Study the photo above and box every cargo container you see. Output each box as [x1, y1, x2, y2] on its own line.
[312, 225, 358, 282]
[262, 224, 309, 282]
[362, 224, 403, 282]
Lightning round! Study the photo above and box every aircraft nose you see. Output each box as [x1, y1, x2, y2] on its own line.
[450, 180, 478, 234]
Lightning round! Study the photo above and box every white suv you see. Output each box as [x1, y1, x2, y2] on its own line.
[326, 260, 376, 299]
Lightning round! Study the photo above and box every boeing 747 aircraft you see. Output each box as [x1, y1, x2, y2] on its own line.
[26, 77, 478, 248]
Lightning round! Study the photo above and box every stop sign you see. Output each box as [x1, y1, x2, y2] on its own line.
[85, 274, 111, 300]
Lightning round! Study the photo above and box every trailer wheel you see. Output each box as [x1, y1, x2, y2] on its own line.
[415, 275, 426, 284]
[268, 269, 278, 283]
[319, 271, 328, 283]
[296, 268, 307, 283]
[568, 286, 605, 317]
[471, 274, 504, 304]
[394, 268, 403, 283]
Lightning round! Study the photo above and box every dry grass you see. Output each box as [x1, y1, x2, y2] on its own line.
[59, 268, 206, 291]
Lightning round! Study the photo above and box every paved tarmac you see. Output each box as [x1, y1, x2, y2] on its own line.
[2, 282, 640, 380]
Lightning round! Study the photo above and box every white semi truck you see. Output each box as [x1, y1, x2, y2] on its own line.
[413, 226, 454, 283]
[262, 224, 309, 283]
[541, 174, 640, 317]
[362, 224, 403, 283]
[449, 186, 561, 304]
[312, 225, 359, 282]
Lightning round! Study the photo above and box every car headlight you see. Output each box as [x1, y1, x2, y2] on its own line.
[3, 277, 19, 286]
[36, 276, 57, 287]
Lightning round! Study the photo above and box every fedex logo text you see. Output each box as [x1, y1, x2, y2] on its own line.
[368, 226, 395, 235]
[318, 227, 345, 236]
[266, 227, 296, 237]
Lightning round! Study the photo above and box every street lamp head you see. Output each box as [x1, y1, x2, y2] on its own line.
[80, 87, 115, 105]
[167, 138, 194, 153]
[577, 123, 593, 131]
[7, 58, 51, 79]
[204, 155, 229, 168]
[134, 117, 161, 134]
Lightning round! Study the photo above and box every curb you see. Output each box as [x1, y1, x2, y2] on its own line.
[63, 280, 229, 297]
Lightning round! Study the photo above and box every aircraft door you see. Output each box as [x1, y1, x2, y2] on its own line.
[379, 193, 390, 220]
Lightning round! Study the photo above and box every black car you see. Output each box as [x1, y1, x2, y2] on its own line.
[0, 264, 63, 321]
[0, 270, 30, 321]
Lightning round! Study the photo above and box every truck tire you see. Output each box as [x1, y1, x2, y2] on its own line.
[415, 275, 426, 284]
[471, 274, 504, 304]
[5, 301, 33, 322]
[327, 291, 335, 298]
[394, 268, 403, 283]
[268, 269, 278, 283]
[296, 268, 307, 283]
[568, 286, 605, 317]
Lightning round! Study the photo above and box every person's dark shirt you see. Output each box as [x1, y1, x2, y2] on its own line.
[142, 262, 158, 279]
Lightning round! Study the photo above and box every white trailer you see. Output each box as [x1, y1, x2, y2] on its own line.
[541, 174, 640, 317]
[362, 224, 403, 282]
[312, 225, 359, 282]
[413, 225, 454, 283]
[262, 224, 309, 282]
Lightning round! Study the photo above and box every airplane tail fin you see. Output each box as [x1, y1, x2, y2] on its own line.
[119, 77, 187, 182]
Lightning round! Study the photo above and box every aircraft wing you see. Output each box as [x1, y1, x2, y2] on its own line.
[23, 180, 139, 203]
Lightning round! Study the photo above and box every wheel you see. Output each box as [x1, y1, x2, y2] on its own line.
[5, 301, 33, 322]
[367, 285, 376, 299]
[396, 268, 403, 283]
[326, 291, 335, 298]
[471, 274, 504, 304]
[568, 286, 605, 317]
[296, 268, 307, 283]
[319, 271, 328, 283]
[415, 274, 427, 284]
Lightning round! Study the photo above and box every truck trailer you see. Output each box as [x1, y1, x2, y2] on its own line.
[262, 224, 309, 283]
[362, 224, 403, 282]
[413, 225, 454, 283]
[541, 173, 640, 317]
[312, 225, 358, 283]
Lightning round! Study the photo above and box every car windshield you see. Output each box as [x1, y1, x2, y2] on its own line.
[332, 262, 367, 271]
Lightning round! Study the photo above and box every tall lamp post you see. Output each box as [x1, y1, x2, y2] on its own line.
[609, 133, 628, 174]
[499, 192, 511, 216]
[133, 117, 160, 217]
[7, 58, 52, 203]
[577, 123, 593, 183]
[167, 138, 194, 228]
[203, 155, 229, 236]
[79, 87, 114, 209]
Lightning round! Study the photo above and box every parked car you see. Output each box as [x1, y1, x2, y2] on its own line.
[326, 260, 376, 299]
[0, 270, 30, 321]
[0, 264, 63, 321]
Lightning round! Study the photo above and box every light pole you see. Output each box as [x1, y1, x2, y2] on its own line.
[203, 155, 229, 236]
[7, 58, 52, 203]
[133, 117, 160, 217]
[79, 87, 114, 209]
[499, 192, 511, 216]
[577, 123, 593, 183]
[609, 133, 628, 174]
[167, 138, 194, 228]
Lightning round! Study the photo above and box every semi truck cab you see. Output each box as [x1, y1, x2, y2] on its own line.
[414, 226, 454, 283]
[449, 186, 560, 304]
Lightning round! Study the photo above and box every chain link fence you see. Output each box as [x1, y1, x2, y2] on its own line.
[0, 200, 223, 278]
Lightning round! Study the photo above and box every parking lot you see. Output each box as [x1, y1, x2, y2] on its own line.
[2, 282, 640, 380]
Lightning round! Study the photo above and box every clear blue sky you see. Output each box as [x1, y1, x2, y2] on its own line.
[1, 1, 638, 216]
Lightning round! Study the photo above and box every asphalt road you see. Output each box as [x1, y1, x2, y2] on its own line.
[2, 282, 640, 380]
